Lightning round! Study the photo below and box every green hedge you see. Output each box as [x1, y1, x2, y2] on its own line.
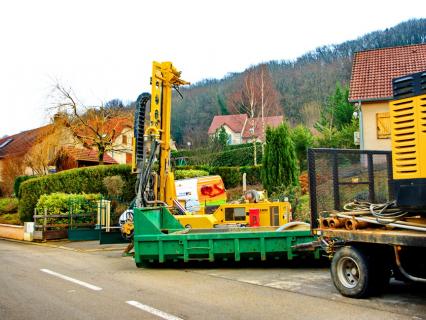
[174, 169, 209, 180]
[19, 165, 136, 222]
[14, 175, 38, 198]
[173, 165, 261, 189]
[36, 193, 101, 215]
[240, 166, 262, 185]
[172, 143, 262, 167]
[35, 193, 101, 225]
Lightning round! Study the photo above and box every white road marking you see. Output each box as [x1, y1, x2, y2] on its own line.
[126, 300, 183, 320]
[40, 268, 102, 291]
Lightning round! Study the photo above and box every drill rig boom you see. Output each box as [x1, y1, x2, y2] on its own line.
[133, 62, 189, 208]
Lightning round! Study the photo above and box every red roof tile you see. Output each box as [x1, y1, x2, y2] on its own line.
[349, 44, 426, 102]
[242, 116, 284, 139]
[75, 116, 132, 145]
[61, 146, 117, 164]
[208, 114, 248, 134]
[0, 125, 54, 159]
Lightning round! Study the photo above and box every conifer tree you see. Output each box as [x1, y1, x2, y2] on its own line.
[261, 123, 299, 194]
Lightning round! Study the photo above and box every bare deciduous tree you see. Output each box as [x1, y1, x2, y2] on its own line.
[50, 84, 133, 164]
[227, 65, 282, 164]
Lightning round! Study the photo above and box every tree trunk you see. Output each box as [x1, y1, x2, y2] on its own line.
[98, 147, 105, 165]
[252, 116, 257, 166]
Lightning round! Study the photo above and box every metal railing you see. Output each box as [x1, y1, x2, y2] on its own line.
[307, 148, 394, 229]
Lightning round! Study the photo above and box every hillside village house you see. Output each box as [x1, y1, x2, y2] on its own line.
[349, 44, 426, 151]
[208, 114, 284, 145]
[0, 117, 134, 195]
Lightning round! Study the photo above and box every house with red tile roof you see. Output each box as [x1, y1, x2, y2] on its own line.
[0, 116, 134, 195]
[208, 114, 248, 144]
[208, 114, 284, 144]
[349, 44, 426, 151]
[53, 146, 117, 171]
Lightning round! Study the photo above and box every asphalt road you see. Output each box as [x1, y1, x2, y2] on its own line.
[0, 239, 425, 320]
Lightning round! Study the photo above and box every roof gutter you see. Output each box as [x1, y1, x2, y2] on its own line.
[349, 96, 393, 103]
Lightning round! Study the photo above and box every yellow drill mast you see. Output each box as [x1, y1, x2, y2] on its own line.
[137, 62, 189, 206]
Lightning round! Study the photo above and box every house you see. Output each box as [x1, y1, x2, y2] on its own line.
[349, 44, 426, 151]
[53, 146, 117, 171]
[208, 114, 247, 145]
[0, 125, 55, 176]
[104, 117, 134, 165]
[208, 114, 284, 145]
[0, 116, 134, 195]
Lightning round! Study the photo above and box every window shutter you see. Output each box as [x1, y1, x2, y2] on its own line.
[376, 112, 391, 139]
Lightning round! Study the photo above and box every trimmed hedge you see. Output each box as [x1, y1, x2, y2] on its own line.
[174, 169, 209, 180]
[35, 193, 101, 225]
[173, 165, 261, 189]
[36, 193, 101, 215]
[172, 143, 262, 167]
[19, 165, 136, 222]
[14, 175, 38, 198]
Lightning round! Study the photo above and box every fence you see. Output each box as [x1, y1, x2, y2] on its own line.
[307, 148, 394, 229]
[33, 196, 131, 242]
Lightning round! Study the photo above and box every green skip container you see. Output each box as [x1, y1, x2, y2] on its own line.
[133, 207, 320, 267]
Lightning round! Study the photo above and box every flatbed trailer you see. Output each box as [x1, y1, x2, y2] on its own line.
[308, 148, 426, 298]
[133, 207, 320, 266]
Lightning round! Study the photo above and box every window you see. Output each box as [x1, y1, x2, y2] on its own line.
[0, 138, 12, 149]
[224, 207, 246, 221]
[122, 135, 128, 145]
[270, 206, 279, 226]
[376, 112, 391, 139]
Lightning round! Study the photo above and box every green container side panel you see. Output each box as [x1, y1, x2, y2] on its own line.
[133, 207, 319, 264]
[134, 207, 184, 235]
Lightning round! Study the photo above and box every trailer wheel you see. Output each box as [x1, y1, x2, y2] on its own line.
[331, 246, 372, 298]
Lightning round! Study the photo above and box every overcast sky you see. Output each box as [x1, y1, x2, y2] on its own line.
[0, 0, 425, 137]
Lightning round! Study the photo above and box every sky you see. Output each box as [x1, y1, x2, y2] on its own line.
[0, 0, 425, 137]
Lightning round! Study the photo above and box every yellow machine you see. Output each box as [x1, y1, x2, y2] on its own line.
[389, 71, 426, 212]
[124, 61, 292, 236]
[176, 200, 291, 229]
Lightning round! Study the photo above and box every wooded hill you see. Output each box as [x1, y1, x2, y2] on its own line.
[170, 19, 426, 147]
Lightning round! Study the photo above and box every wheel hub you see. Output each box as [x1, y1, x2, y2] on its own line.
[337, 257, 360, 289]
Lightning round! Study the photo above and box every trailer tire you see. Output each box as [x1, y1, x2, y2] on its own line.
[331, 246, 373, 298]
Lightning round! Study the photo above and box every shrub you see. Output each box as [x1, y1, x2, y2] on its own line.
[0, 197, 19, 214]
[290, 125, 314, 171]
[19, 164, 136, 222]
[293, 194, 311, 222]
[35, 193, 101, 225]
[174, 170, 209, 180]
[36, 193, 101, 215]
[262, 123, 299, 194]
[103, 175, 125, 197]
[14, 175, 38, 198]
